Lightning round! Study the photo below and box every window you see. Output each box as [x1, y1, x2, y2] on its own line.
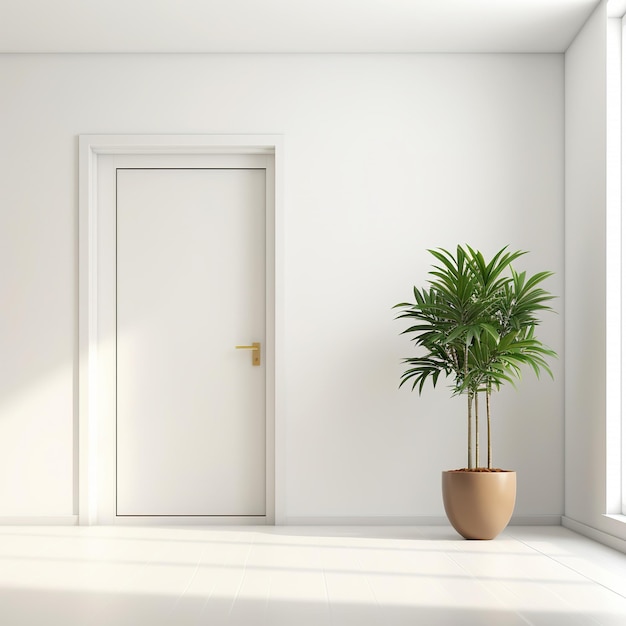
[607, 1, 626, 516]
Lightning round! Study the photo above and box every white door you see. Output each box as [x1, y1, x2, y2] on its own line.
[115, 166, 266, 517]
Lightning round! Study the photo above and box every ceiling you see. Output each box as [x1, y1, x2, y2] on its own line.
[0, 0, 606, 54]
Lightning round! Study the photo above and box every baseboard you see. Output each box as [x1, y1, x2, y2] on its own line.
[284, 515, 562, 526]
[0, 514, 561, 528]
[562, 516, 626, 554]
[0, 516, 79, 526]
[108, 516, 269, 526]
[510, 514, 562, 526]
[284, 516, 449, 526]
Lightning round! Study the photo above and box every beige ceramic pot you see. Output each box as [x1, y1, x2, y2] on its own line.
[442, 470, 516, 540]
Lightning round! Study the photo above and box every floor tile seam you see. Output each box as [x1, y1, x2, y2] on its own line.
[355, 551, 382, 612]
[479, 577, 565, 626]
[502, 534, 624, 618]
[441, 544, 533, 624]
[510, 535, 626, 603]
[490, 569, 604, 626]
[318, 546, 334, 626]
[397, 543, 475, 603]
[194, 567, 223, 620]
[262, 567, 272, 625]
[92, 533, 166, 608]
[227, 535, 255, 617]
[166, 541, 211, 616]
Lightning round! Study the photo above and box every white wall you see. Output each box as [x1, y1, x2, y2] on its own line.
[564, 2, 626, 548]
[0, 53, 565, 522]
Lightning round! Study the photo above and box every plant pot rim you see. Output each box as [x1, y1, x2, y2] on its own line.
[443, 468, 516, 473]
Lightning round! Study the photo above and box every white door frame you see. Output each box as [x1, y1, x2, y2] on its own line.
[78, 135, 284, 525]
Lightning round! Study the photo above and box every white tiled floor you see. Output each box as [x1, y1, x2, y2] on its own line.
[1, 525, 625, 625]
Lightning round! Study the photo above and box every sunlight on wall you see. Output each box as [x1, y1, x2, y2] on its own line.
[0, 364, 74, 515]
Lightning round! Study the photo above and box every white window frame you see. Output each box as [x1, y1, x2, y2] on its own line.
[622, 13, 626, 516]
[607, 2, 626, 516]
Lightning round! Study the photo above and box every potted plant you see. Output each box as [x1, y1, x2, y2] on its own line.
[394, 245, 557, 539]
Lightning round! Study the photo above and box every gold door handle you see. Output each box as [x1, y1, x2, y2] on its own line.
[235, 342, 261, 366]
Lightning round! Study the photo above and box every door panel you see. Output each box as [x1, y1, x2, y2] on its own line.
[116, 168, 266, 516]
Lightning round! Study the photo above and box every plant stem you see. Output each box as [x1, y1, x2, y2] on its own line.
[486, 388, 492, 469]
[475, 392, 479, 469]
[464, 343, 473, 470]
[467, 392, 473, 469]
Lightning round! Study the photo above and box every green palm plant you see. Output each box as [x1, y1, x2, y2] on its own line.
[394, 245, 557, 470]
